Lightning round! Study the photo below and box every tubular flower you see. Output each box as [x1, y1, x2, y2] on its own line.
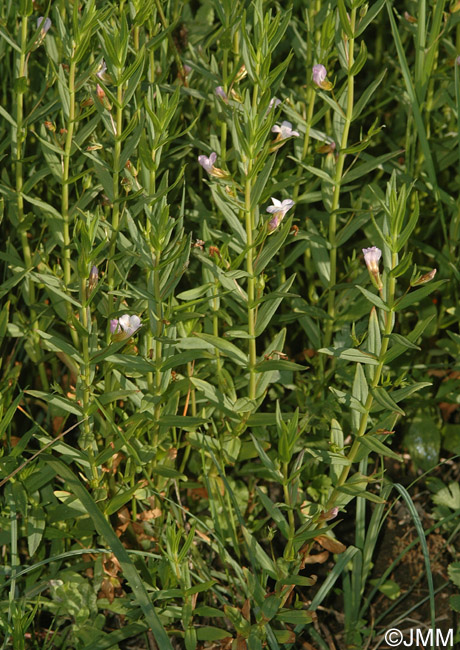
[215, 86, 228, 102]
[271, 121, 300, 141]
[266, 197, 295, 232]
[198, 152, 229, 179]
[362, 246, 383, 290]
[35, 16, 51, 47]
[268, 97, 282, 111]
[96, 59, 109, 81]
[37, 16, 52, 34]
[312, 64, 332, 90]
[111, 315, 142, 340]
[88, 266, 99, 293]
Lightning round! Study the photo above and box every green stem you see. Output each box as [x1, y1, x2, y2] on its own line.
[152, 246, 164, 448]
[326, 252, 398, 509]
[105, 81, 124, 426]
[293, 0, 319, 202]
[213, 280, 222, 376]
[283, 462, 296, 561]
[153, 0, 185, 81]
[245, 160, 257, 400]
[323, 8, 357, 349]
[62, 57, 79, 349]
[15, 15, 49, 391]
[220, 49, 228, 163]
[80, 278, 98, 484]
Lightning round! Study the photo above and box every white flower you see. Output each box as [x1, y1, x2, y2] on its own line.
[198, 152, 217, 174]
[266, 197, 295, 232]
[271, 121, 299, 139]
[96, 59, 107, 80]
[268, 97, 281, 110]
[362, 246, 383, 290]
[111, 315, 141, 340]
[312, 64, 327, 87]
[362, 246, 382, 273]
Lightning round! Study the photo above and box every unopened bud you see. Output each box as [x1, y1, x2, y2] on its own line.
[404, 11, 417, 23]
[411, 268, 437, 286]
[320, 507, 339, 521]
[88, 266, 98, 292]
[234, 64, 247, 83]
[96, 84, 112, 110]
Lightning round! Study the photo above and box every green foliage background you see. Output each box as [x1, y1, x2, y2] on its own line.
[1, 0, 460, 648]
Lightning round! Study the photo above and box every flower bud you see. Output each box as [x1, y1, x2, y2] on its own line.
[411, 268, 436, 286]
[88, 266, 98, 292]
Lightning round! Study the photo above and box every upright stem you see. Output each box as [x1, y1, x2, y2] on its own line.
[62, 57, 79, 349]
[16, 16, 28, 261]
[153, 247, 164, 448]
[105, 82, 124, 407]
[245, 160, 257, 400]
[15, 15, 49, 390]
[153, 0, 185, 81]
[323, 9, 357, 348]
[283, 462, 296, 561]
[213, 280, 222, 376]
[80, 278, 98, 484]
[325, 251, 397, 509]
[220, 49, 228, 163]
[62, 59, 76, 289]
[293, 0, 320, 202]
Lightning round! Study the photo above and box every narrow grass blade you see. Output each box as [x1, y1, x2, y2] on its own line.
[392, 482, 436, 643]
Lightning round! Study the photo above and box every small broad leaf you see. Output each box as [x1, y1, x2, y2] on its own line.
[448, 562, 460, 588]
[432, 482, 460, 510]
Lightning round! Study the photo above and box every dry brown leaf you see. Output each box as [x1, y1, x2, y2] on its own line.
[241, 598, 251, 621]
[195, 529, 211, 543]
[236, 637, 247, 650]
[116, 507, 131, 535]
[138, 507, 162, 521]
[303, 550, 330, 564]
[187, 486, 209, 500]
[315, 535, 346, 554]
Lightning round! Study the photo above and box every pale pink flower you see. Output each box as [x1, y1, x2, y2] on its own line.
[215, 86, 228, 101]
[362, 246, 383, 290]
[362, 246, 382, 274]
[198, 152, 217, 174]
[111, 315, 141, 340]
[37, 17, 51, 34]
[312, 64, 327, 87]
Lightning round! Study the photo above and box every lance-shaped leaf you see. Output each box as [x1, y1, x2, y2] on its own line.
[255, 275, 295, 336]
[319, 347, 379, 365]
[194, 332, 248, 366]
